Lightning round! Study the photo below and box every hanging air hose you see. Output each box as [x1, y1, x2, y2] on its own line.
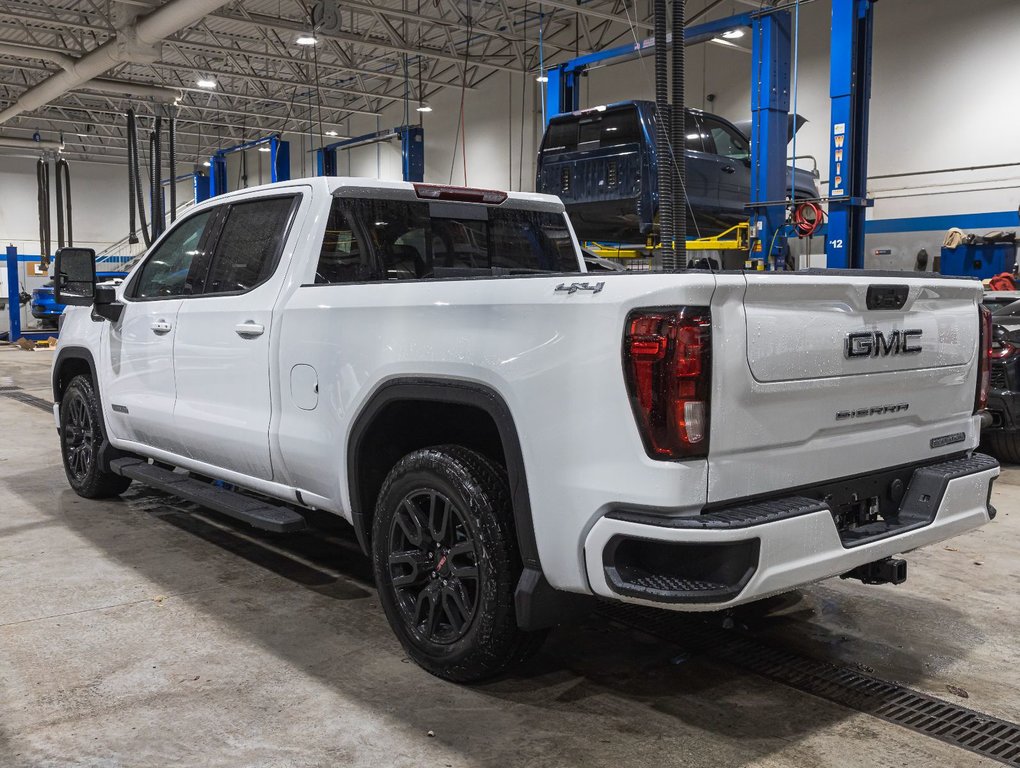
[127, 110, 138, 245]
[671, 0, 686, 270]
[792, 201, 826, 237]
[168, 108, 177, 223]
[151, 114, 163, 241]
[54, 158, 72, 249]
[653, 0, 673, 269]
[127, 109, 150, 248]
[36, 158, 51, 269]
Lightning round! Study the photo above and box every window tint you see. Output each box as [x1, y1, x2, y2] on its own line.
[703, 116, 750, 160]
[132, 211, 213, 298]
[314, 198, 578, 283]
[204, 196, 295, 294]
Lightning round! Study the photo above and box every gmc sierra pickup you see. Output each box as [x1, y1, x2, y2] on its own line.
[51, 177, 999, 682]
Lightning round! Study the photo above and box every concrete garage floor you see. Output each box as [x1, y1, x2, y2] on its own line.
[2, 347, 1018, 768]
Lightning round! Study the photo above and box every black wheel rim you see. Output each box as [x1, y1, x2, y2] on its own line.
[387, 489, 480, 645]
[63, 392, 95, 482]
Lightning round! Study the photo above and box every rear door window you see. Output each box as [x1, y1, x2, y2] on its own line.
[313, 197, 578, 282]
[202, 196, 297, 294]
[685, 112, 708, 153]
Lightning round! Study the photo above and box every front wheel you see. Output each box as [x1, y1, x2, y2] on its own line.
[59, 375, 132, 498]
[372, 445, 545, 682]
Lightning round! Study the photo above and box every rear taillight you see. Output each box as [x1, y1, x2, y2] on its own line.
[623, 308, 711, 460]
[976, 305, 992, 412]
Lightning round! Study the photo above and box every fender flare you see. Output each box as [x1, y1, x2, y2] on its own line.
[346, 377, 541, 575]
[52, 345, 98, 402]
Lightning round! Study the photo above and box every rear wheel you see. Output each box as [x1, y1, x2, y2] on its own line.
[984, 431, 1020, 465]
[60, 375, 132, 498]
[372, 445, 545, 682]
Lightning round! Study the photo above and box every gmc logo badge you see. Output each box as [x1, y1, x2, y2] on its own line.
[844, 329, 922, 359]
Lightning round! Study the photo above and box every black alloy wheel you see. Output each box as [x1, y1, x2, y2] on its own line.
[387, 489, 480, 645]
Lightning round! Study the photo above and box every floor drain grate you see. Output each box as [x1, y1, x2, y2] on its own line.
[601, 604, 1020, 766]
[1, 389, 54, 412]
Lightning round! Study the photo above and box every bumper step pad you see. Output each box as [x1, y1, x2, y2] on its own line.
[110, 458, 307, 533]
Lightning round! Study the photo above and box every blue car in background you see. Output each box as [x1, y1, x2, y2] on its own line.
[31, 258, 138, 328]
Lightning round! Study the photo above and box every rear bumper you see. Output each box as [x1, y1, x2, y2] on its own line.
[585, 453, 999, 610]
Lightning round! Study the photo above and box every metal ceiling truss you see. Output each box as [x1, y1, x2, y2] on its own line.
[0, 0, 734, 163]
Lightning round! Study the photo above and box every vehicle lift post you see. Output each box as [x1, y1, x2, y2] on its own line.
[209, 134, 290, 198]
[825, 0, 876, 269]
[4, 245, 54, 343]
[315, 125, 425, 182]
[748, 11, 792, 269]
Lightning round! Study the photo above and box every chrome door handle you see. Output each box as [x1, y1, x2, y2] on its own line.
[721, 164, 736, 174]
[150, 320, 172, 335]
[235, 321, 265, 338]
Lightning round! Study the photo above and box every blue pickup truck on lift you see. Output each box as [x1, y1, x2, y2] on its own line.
[537, 100, 819, 241]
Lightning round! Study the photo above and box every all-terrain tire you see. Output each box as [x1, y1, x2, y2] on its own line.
[372, 445, 546, 682]
[59, 375, 132, 498]
[984, 431, 1020, 465]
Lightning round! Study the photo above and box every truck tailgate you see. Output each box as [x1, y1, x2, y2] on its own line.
[707, 273, 982, 503]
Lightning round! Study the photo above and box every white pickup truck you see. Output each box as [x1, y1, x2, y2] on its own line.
[51, 177, 999, 682]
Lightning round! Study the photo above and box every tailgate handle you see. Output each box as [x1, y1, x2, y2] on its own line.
[867, 284, 909, 310]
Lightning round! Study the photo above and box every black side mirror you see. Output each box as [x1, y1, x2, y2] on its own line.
[93, 284, 124, 322]
[54, 247, 97, 306]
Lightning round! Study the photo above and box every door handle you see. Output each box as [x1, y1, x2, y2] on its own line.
[150, 320, 172, 335]
[721, 164, 736, 174]
[235, 321, 265, 338]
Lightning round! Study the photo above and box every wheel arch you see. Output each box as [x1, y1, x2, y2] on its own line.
[52, 346, 98, 403]
[346, 378, 540, 576]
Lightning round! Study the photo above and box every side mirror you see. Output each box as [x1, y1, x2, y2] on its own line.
[54, 247, 97, 306]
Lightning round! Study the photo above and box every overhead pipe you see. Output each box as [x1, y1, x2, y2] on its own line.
[0, 136, 64, 151]
[127, 109, 150, 248]
[0, 0, 232, 125]
[168, 108, 177, 222]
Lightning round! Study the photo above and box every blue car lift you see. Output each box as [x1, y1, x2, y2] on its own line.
[4, 245, 51, 343]
[161, 171, 212, 205]
[209, 134, 290, 198]
[825, 0, 875, 269]
[546, 1, 877, 271]
[315, 125, 424, 182]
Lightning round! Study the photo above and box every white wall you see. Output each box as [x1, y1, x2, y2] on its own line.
[2, 0, 1018, 274]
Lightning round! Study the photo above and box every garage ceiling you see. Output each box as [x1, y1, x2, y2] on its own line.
[0, 0, 659, 164]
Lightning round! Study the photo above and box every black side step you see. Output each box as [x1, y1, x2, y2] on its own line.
[110, 458, 307, 533]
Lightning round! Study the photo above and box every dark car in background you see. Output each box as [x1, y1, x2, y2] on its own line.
[537, 100, 819, 242]
[981, 292, 1020, 461]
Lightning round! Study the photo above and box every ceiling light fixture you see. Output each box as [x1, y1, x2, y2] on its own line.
[203, 160, 211, 167]
[296, 35, 318, 45]
[721, 28, 745, 39]
[415, 103, 433, 113]
[535, 74, 548, 83]
[196, 78, 217, 89]
[258, 146, 271, 152]
[325, 129, 339, 136]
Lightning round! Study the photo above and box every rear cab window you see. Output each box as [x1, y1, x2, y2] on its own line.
[314, 196, 579, 284]
[541, 105, 643, 155]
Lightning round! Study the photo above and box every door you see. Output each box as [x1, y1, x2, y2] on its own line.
[172, 191, 302, 479]
[700, 115, 753, 227]
[99, 210, 216, 451]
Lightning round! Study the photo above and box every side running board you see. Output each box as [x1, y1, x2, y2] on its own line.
[110, 458, 307, 533]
